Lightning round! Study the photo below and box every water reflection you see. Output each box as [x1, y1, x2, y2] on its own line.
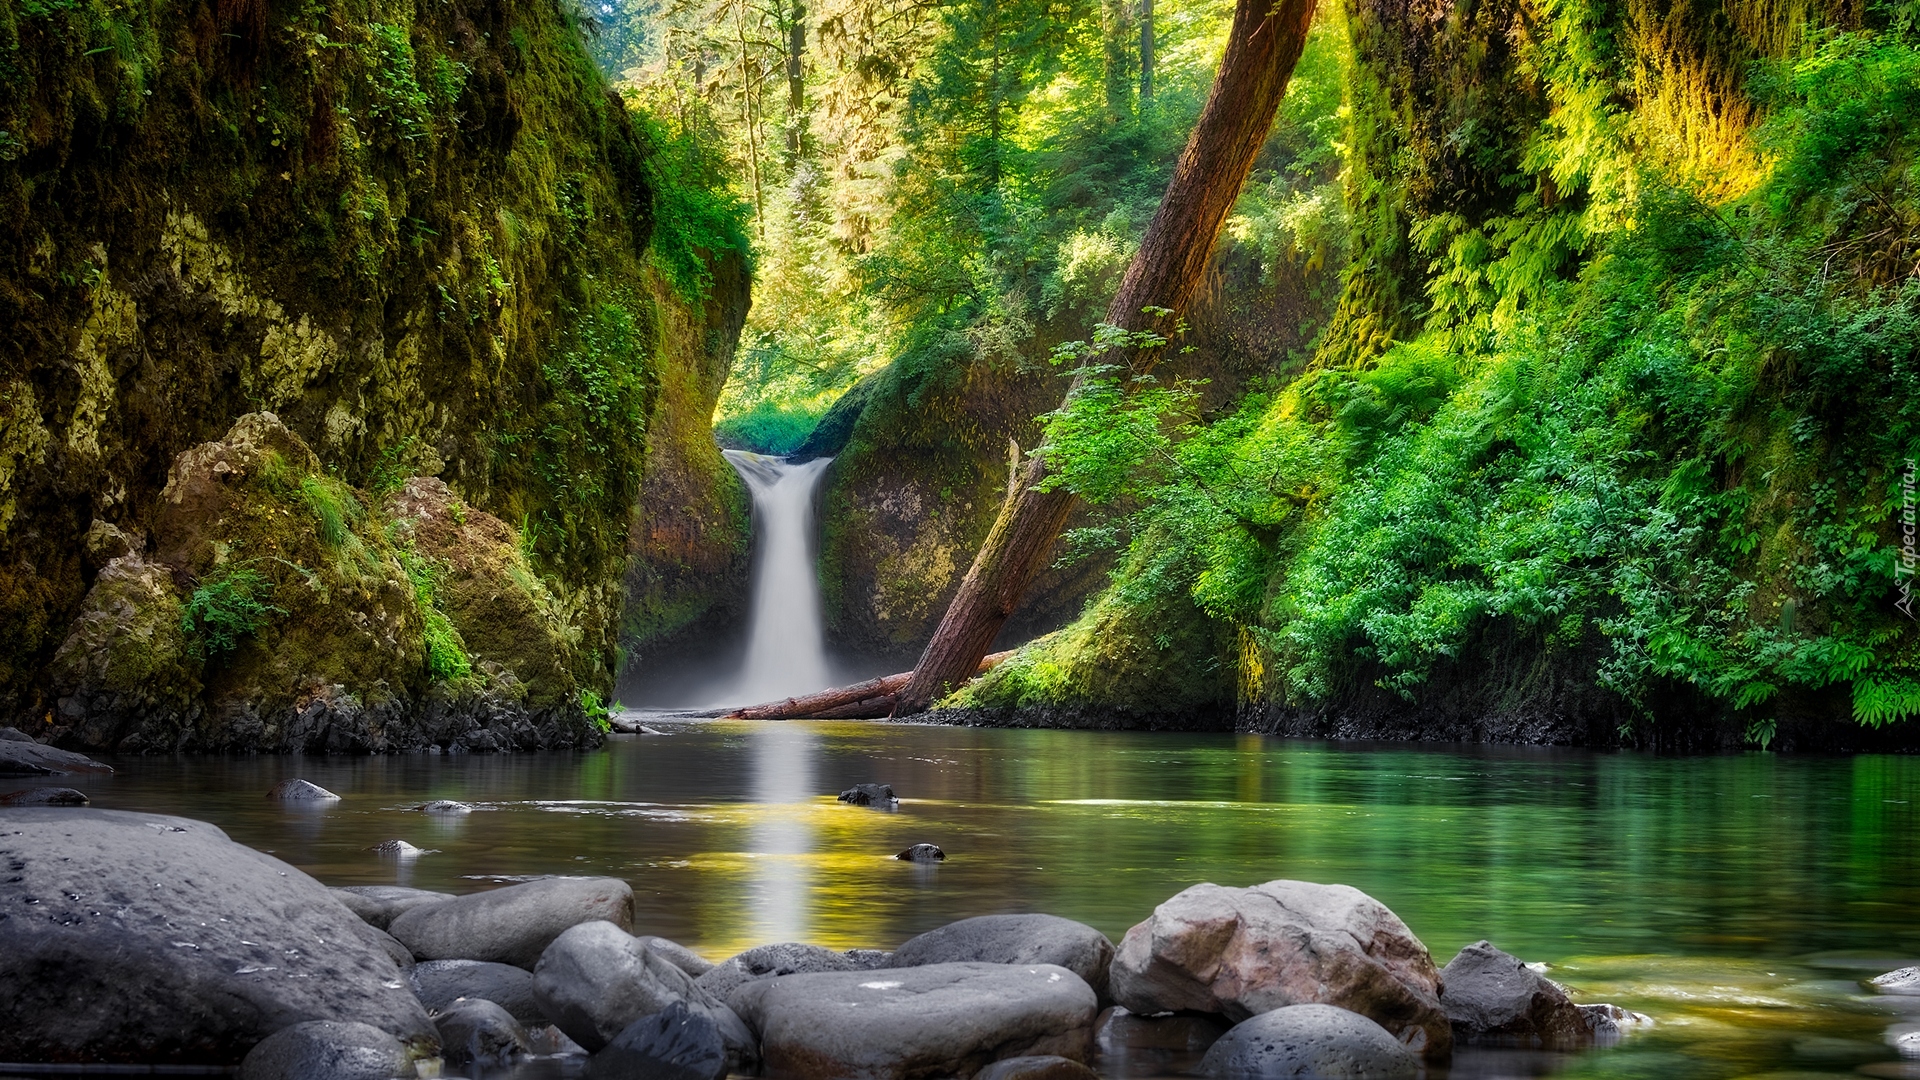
[747, 722, 817, 944]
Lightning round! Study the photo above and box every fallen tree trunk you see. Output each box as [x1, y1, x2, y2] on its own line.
[723, 651, 1015, 721]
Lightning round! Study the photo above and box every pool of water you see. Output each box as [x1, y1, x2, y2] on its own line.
[7, 718, 1920, 1079]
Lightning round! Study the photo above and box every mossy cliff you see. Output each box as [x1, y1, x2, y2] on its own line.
[0, 0, 749, 744]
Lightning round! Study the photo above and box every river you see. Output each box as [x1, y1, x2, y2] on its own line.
[15, 720, 1918, 1079]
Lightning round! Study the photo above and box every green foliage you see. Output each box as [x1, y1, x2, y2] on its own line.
[398, 547, 473, 682]
[713, 399, 826, 454]
[365, 23, 467, 144]
[629, 93, 753, 302]
[181, 566, 283, 658]
[580, 686, 613, 732]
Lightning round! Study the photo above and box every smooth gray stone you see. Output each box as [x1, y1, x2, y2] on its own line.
[0, 738, 112, 776]
[0, 726, 35, 741]
[238, 1020, 409, 1080]
[696, 942, 866, 1004]
[889, 914, 1116, 1001]
[411, 960, 545, 1025]
[0, 810, 434, 1064]
[434, 998, 529, 1064]
[894, 843, 945, 862]
[845, 948, 893, 969]
[532, 921, 757, 1069]
[1873, 967, 1920, 996]
[1438, 940, 1586, 1045]
[976, 1054, 1101, 1080]
[1199, 1004, 1419, 1079]
[639, 934, 717, 977]
[416, 800, 473, 814]
[0, 786, 89, 805]
[588, 1000, 728, 1080]
[267, 778, 338, 800]
[360, 924, 416, 971]
[333, 885, 455, 931]
[728, 961, 1098, 1080]
[388, 876, 634, 968]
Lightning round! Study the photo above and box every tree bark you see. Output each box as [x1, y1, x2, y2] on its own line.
[891, 0, 1319, 714]
[1138, 0, 1154, 100]
[724, 651, 1014, 720]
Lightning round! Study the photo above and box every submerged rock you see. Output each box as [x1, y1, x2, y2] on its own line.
[532, 920, 755, 1067]
[0, 786, 90, 805]
[0, 810, 433, 1064]
[839, 783, 898, 806]
[434, 998, 529, 1065]
[332, 885, 454, 931]
[369, 839, 431, 857]
[1873, 968, 1920, 996]
[889, 914, 1115, 1001]
[1110, 880, 1450, 1060]
[895, 843, 945, 862]
[268, 778, 340, 801]
[411, 959, 545, 1025]
[1438, 940, 1588, 1046]
[588, 1000, 730, 1080]
[416, 800, 474, 814]
[0, 737, 113, 776]
[237, 1020, 412, 1080]
[1199, 1004, 1419, 1079]
[696, 942, 867, 1003]
[728, 961, 1098, 1080]
[387, 876, 634, 969]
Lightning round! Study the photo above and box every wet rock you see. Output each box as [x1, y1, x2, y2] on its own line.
[388, 876, 634, 969]
[697, 942, 867, 1003]
[1438, 940, 1587, 1046]
[0, 810, 433, 1064]
[1110, 880, 1449, 1060]
[728, 961, 1098, 1080]
[415, 800, 473, 814]
[531, 920, 756, 1068]
[1199, 1004, 1419, 1079]
[845, 948, 893, 968]
[44, 552, 201, 750]
[976, 1055, 1101, 1080]
[588, 1000, 729, 1080]
[889, 913, 1116, 1000]
[332, 885, 455, 931]
[1874, 968, 1920, 996]
[640, 934, 717, 977]
[434, 998, 529, 1065]
[1096, 1006, 1230, 1054]
[528, 1023, 590, 1057]
[839, 783, 897, 806]
[361, 924, 417, 971]
[0, 737, 113, 776]
[1577, 1003, 1653, 1043]
[895, 843, 945, 862]
[237, 1020, 411, 1080]
[268, 778, 340, 801]
[411, 959, 546, 1025]
[0, 726, 35, 741]
[0, 786, 90, 805]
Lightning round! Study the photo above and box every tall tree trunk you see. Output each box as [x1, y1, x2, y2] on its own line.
[1105, 0, 1135, 120]
[785, 0, 807, 162]
[1138, 0, 1154, 100]
[893, 0, 1319, 714]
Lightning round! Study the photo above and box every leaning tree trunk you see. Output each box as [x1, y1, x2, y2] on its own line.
[892, 0, 1320, 714]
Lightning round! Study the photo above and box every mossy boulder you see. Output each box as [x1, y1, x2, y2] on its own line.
[47, 553, 202, 747]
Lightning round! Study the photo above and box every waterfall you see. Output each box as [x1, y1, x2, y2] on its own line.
[716, 451, 835, 706]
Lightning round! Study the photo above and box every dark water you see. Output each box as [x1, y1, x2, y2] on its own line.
[8, 719, 1920, 1079]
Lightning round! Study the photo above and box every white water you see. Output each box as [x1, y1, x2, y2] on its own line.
[715, 451, 835, 706]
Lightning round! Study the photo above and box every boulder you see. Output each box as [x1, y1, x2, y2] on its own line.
[0, 738, 113, 776]
[532, 920, 756, 1068]
[728, 961, 1098, 1080]
[697, 942, 868, 1003]
[1873, 968, 1920, 996]
[237, 1020, 411, 1080]
[889, 914, 1116, 1000]
[332, 885, 456, 931]
[0, 726, 36, 741]
[1438, 940, 1587, 1046]
[0, 786, 90, 805]
[387, 875, 634, 968]
[976, 1055, 1100, 1080]
[1110, 880, 1449, 1060]
[895, 843, 945, 862]
[641, 934, 718, 977]
[1199, 1004, 1419, 1079]
[588, 1001, 730, 1080]
[839, 783, 898, 806]
[361, 925, 417, 971]
[434, 998, 529, 1064]
[268, 778, 340, 801]
[411, 960, 545, 1025]
[0, 810, 434, 1065]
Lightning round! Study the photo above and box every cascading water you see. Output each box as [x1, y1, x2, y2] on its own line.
[715, 450, 835, 706]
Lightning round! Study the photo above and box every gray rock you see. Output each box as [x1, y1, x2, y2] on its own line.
[1577, 1003, 1653, 1044]
[360, 924, 416, 971]
[238, 1020, 411, 1080]
[528, 1023, 590, 1057]
[696, 941, 866, 1003]
[895, 843, 945, 862]
[839, 783, 897, 806]
[532, 920, 756, 1069]
[411, 960, 545, 1025]
[889, 914, 1116, 1000]
[588, 1000, 729, 1080]
[333, 885, 456, 931]
[369, 839, 430, 857]
[845, 948, 893, 969]
[434, 998, 529, 1065]
[640, 934, 717, 977]
[1873, 968, 1920, 996]
[416, 800, 473, 814]
[0, 726, 36, 742]
[1111, 880, 1449, 1060]
[267, 778, 339, 800]
[0, 738, 113, 776]
[388, 875, 634, 968]
[1438, 940, 1587, 1046]
[0, 786, 89, 805]
[0, 810, 434, 1064]
[976, 1054, 1101, 1080]
[1096, 1006, 1230, 1053]
[1198, 1004, 1419, 1079]
[728, 961, 1098, 1080]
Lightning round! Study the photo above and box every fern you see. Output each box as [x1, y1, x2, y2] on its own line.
[1853, 677, 1920, 727]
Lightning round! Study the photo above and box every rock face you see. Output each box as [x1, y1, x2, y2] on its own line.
[333, 885, 455, 931]
[0, 810, 434, 1064]
[387, 876, 634, 968]
[1199, 1004, 1419, 1079]
[433, 998, 529, 1064]
[889, 914, 1116, 1001]
[532, 920, 756, 1066]
[1110, 880, 1450, 1060]
[410, 959, 546, 1025]
[1438, 940, 1588, 1046]
[588, 1000, 731, 1080]
[728, 961, 1098, 1080]
[237, 1020, 411, 1080]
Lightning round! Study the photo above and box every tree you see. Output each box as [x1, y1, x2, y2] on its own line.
[891, 0, 1321, 713]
